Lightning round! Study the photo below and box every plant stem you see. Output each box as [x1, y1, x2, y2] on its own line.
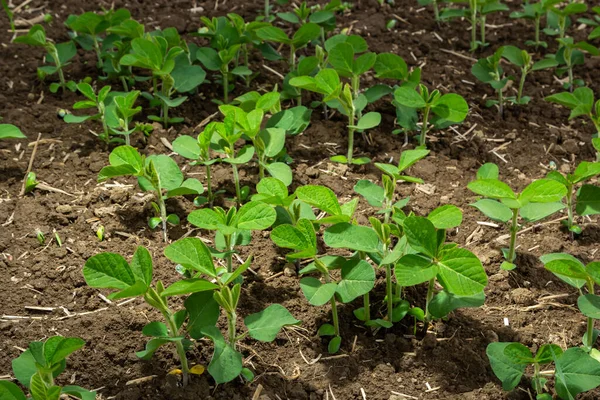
[363, 292, 370, 323]
[289, 45, 296, 70]
[534, 16, 540, 47]
[506, 208, 519, 264]
[228, 311, 237, 348]
[120, 76, 129, 92]
[225, 234, 233, 273]
[347, 108, 356, 164]
[470, 1, 478, 52]
[566, 186, 574, 231]
[231, 163, 242, 206]
[155, 297, 189, 386]
[385, 264, 394, 323]
[533, 363, 542, 395]
[517, 69, 527, 104]
[330, 296, 340, 337]
[50, 47, 66, 89]
[223, 65, 229, 104]
[480, 15, 486, 47]
[158, 196, 168, 243]
[433, 0, 439, 21]
[92, 36, 102, 68]
[420, 105, 431, 147]
[424, 277, 436, 325]
[498, 86, 504, 119]
[568, 66, 574, 93]
[265, 0, 269, 19]
[162, 100, 169, 128]
[205, 164, 213, 205]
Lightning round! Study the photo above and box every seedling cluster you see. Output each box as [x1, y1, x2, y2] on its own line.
[1, 0, 600, 399]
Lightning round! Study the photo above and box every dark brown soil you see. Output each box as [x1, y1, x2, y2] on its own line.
[1, 1, 599, 399]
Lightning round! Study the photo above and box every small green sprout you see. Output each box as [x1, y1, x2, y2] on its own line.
[1, 0, 15, 33]
[53, 229, 62, 247]
[24, 172, 38, 194]
[14, 25, 77, 93]
[0, 336, 95, 400]
[110, 90, 142, 146]
[35, 229, 45, 245]
[545, 87, 600, 137]
[509, 0, 562, 48]
[468, 163, 567, 270]
[98, 146, 204, 242]
[256, 22, 321, 69]
[472, 47, 508, 118]
[63, 83, 116, 143]
[544, 2, 587, 39]
[96, 225, 105, 241]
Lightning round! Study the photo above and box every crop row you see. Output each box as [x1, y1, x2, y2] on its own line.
[1, 1, 600, 399]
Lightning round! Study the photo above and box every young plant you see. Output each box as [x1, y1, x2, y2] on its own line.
[271, 216, 375, 352]
[419, 0, 442, 21]
[98, 146, 204, 241]
[121, 34, 205, 126]
[164, 238, 300, 383]
[501, 46, 558, 105]
[545, 87, 600, 136]
[277, 1, 340, 45]
[395, 207, 487, 328]
[291, 68, 381, 164]
[63, 83, 115, 143]
[251, 177, 317, 227]
[13, 25, 77, 93]
[544, 2, 587, 39]
[472, 47, 508, 118]
[102, 17, 145, 90]
[256, 22, 321, 69]
[468, 163, 567, 270]
[83, 246, 215, 386]
[188, 201, 276, 273]
[552, 38, 599, 91]
[0, 336, 95, 400]
[355, 148, 430, 223]
[1, 0, 15, 33]
[509, 0, 561, 48]
[546, 160, 600, 235]
[393, 83, 468, 147]
[65, 8, 131, 68]
[0, 124, 26, 140]
[110, 90, 142, 145]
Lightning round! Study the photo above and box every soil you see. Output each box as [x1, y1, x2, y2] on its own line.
[1, 0, 599, 399]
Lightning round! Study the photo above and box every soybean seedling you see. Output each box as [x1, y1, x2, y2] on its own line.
[271, 218, 375, 353]
[187, 201, 276, 274]
[501, 46, 558, 105]
[121, 33, 205, 126]
[551, 38, 599, 91]
[0, 124, 26, 140]
[546, 160, 600, 235]
[0, 336, 95, 400]
[355, 148, 430, 223]
[579, 6, 600, 40]
[164, 238, 300, 383]
[278, 0, 340, 46]
[472, 47, 508, 118]
[541, 253, 600, 354]
[468, 163, 567, 270]
[291, 68, 381, 164]
[83, 246, 215, 386]
[173, 123, 220, 206]
[1, 0, 15, 33]
[65, 8, 131, 68]
[13, 25, 77, 93]
[545, 2, 587, 39]
[487, 342, 563, 399]
[98, 146, 204, 241]
[251, 177, 317, 227]
[110, 90, 142, 146]
[393, 83, 468, 147]
[63, 83, 115, 143]
[102, 17, 145, 90]
[256, 22, 321, 69]
[509, 0, 562, 48]
[395, 207, 487, 329]
[545, 87, 600, 136]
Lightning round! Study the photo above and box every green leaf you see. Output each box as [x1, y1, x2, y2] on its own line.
[43, 336, 85, 365]
[172, 64, 206, 93]
[323, 223, 380, 253]
[61, 386, 96, 400]
[139, 155, 183, 192]
[471, 199, 513, 223]
[350, 112, 381, 130]
[541, 253, 588, 288]
[244, 304, 300, 342]
[554, 347, 600, 399]
[162, 278, 218, 297]
[185, 291, 220, 339]
[256, 25, 290, 44]
[299, 277, 337, 306]
[486, 342, 529, 391]
[0, 381, 26, 400]
[291, 22, 321, 47]
[468, 179, 516, 200]
[520, 179, 567, 203]
[519, 201, 564, 223]
[403, 216, 438, 258]
[576, 185, 600, 216]
[135, 338, 173, 360]
[394, 86, 426, 109]
[201, 326, 243, 384]
[296, 185, 341, 216]
[427, 205, 463, 229]
[374, 53, 408, 80]
[477, 163, 499, 180]
[431, 93, 469, 122]
[0, 124, 26, 140]
[164, 238, 216, 277]
[196, 47, 221, 71]
[129, 246, 153, 287]
[142, 321, 169, 337]
[271, 219, 316, 257]
[354, 180, 384, 208]
[578, 294, 600, 319]
[235, 201, 277, 230]
[265, 162, 293, 186]
[398, 149, 430, 172]
[353, 52, 376, 76]
[395, 254, 437, 286]
[437, 247, 487, 296]
[30, 373, 61, 400]
[223, 145, 255, 164]
[328, 336, 342, 354]
[335, 259, 375, 303]
[13, 25, 47, 47]
[83, 253, 136, 290]
[428, 291, 485, 318]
